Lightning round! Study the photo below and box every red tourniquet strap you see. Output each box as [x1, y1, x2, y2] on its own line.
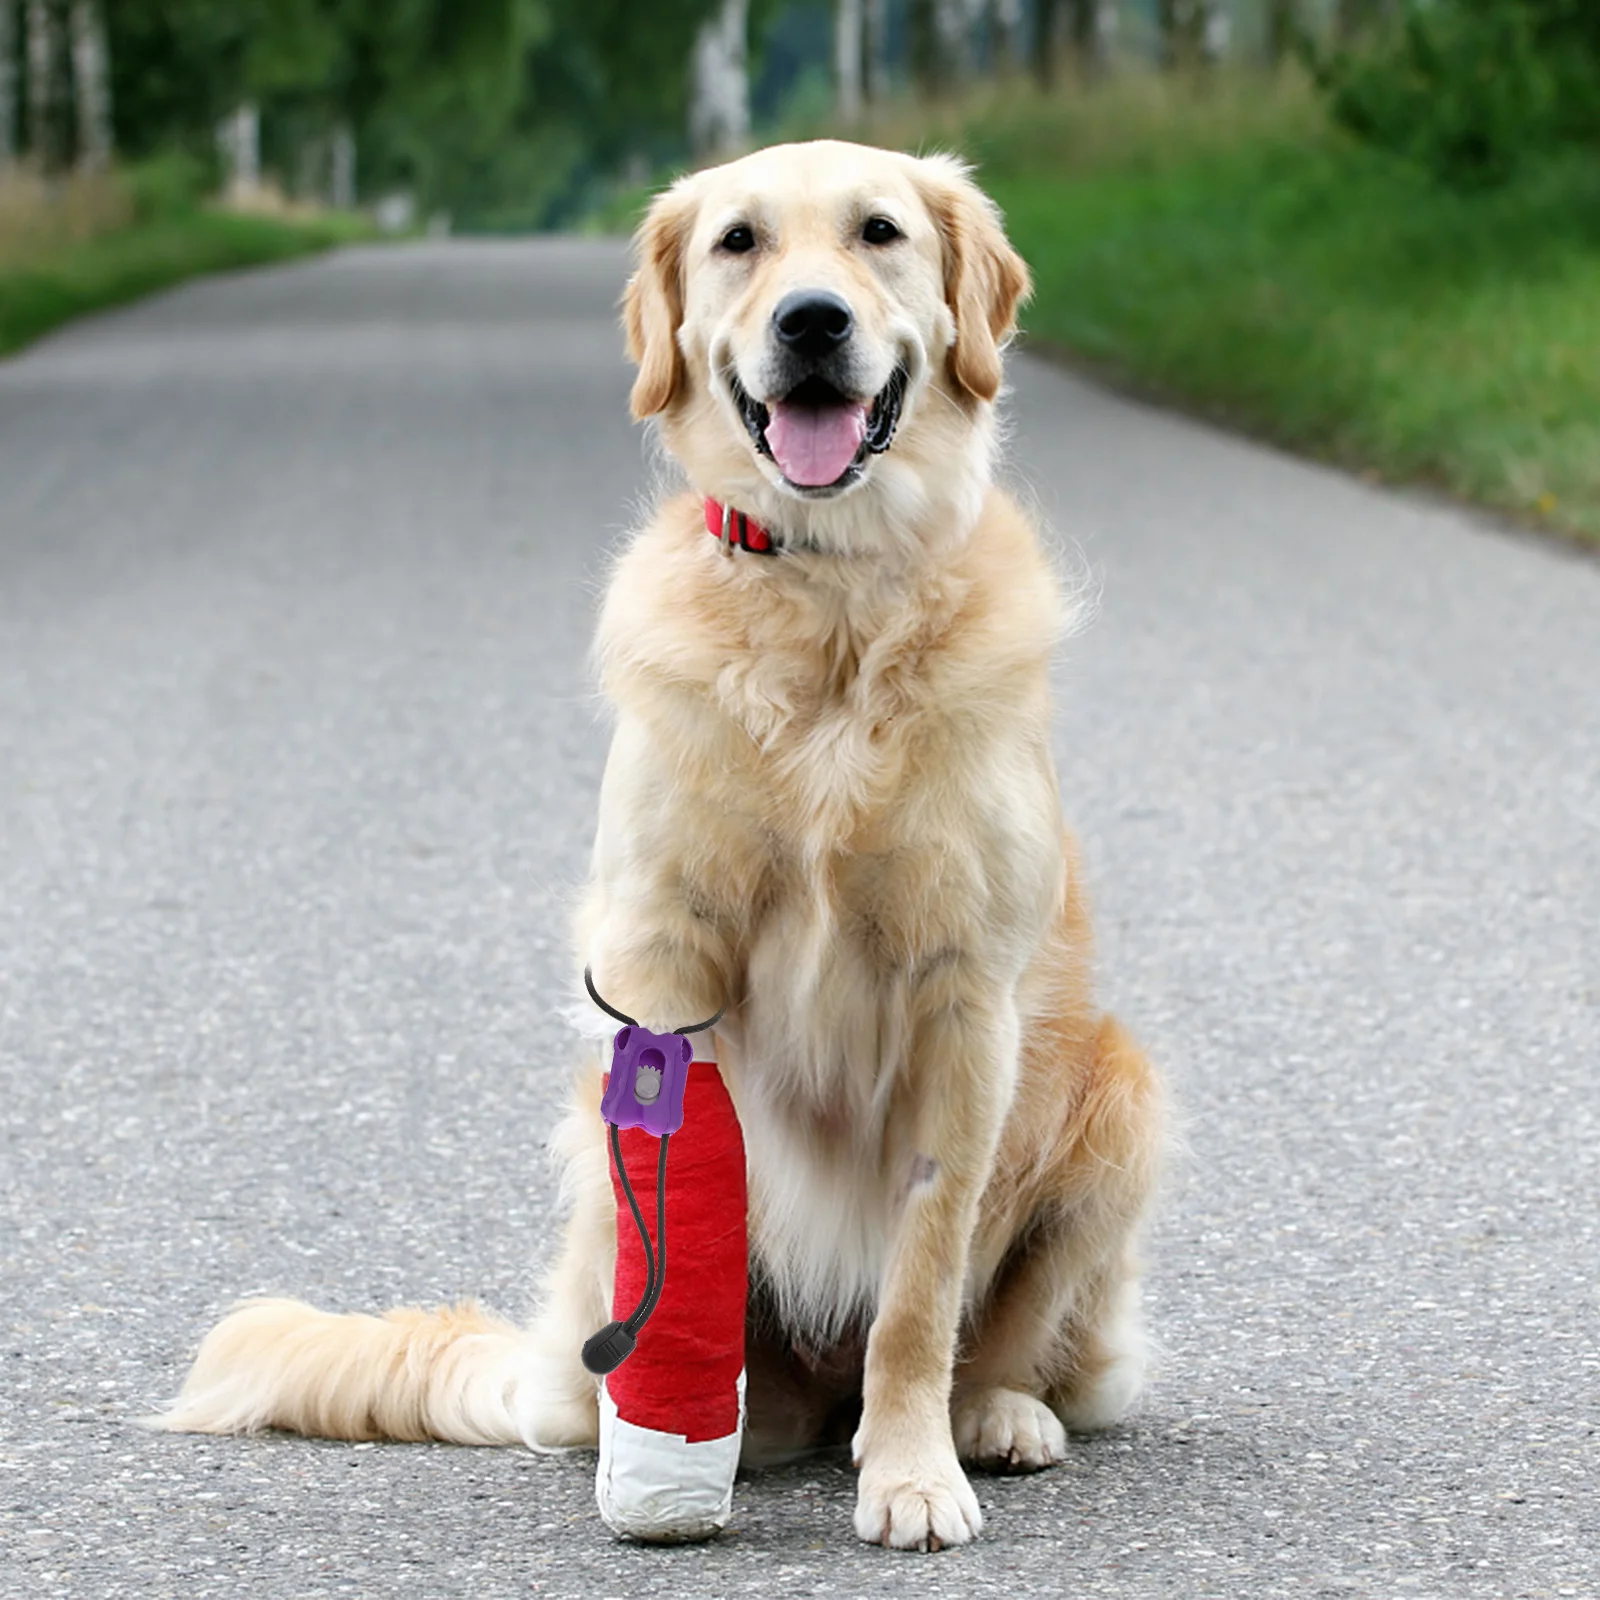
[704, 497, 777, 555]
[604, 1060, 748, 1442]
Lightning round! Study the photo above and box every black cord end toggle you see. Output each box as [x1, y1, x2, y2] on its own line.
[581, 1320, 637, 1375]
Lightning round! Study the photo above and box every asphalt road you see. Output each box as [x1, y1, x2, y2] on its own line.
[2, 240, 1596, 1600]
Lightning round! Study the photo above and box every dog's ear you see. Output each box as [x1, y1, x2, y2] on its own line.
[622, 183, 697, 420]
[914, 156, 1031, 404]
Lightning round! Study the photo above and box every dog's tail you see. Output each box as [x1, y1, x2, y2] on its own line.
[150, 1297, 596, 1449]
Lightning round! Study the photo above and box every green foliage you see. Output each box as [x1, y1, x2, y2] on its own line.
[1313, 0, 1600, 186]
[105, 1, 256, 162]
[102, 0, 728, 227]
[946, 84, 1600, 542]
[124, 153, 211, 223]
[527, 0, 722, 159]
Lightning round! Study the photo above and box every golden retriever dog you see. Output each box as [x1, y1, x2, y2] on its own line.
[157, 140, 1167, 1553]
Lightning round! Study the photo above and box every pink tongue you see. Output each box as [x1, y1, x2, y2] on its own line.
[764, 400, 869, 487]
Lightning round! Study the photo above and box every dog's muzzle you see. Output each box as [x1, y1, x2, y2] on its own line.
[723, 286, 908, 493]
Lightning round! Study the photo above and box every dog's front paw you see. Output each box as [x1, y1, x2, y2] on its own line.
[952, 1386, 1067, 1473]
[852, 1445, 982, 1552]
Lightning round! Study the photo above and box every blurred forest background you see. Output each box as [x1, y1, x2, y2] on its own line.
[1, 1, 1597, 543]
[1, 0, 1594, 228]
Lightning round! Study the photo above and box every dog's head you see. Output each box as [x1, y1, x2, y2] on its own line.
[622, 140, 1030, 558]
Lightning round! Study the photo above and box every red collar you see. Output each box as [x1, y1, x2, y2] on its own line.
[704, 497, 778, 556]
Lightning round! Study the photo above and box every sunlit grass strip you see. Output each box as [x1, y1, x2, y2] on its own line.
[871, 66, 1327, 179]
[870, 72, 1600, 547]
[1, 171, 372, 360]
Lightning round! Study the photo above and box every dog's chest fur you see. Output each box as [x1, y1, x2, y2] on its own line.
[709, 585, 1031, 1339]
[711, 574, 956, 845]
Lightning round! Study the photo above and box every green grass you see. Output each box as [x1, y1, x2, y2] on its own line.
[1, 193, 372, 360]
[934, 77, 1600, 545]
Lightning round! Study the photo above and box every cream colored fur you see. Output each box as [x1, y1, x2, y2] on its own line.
[155, 140, 1167, 1556]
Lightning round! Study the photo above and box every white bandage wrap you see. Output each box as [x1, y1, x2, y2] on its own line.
[595, 1369, 744, 1543]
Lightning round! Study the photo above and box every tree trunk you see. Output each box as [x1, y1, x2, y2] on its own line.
[689, 0, 749, 158]
[330, 121, 355, 208]
[68, 0, 110, 172]
[295, 133, 324, 204]
[864, 0, 889, 100]
[1202, 0, 1230, 61]
[1, 0, 18, 169]
[25, 0, 60, 172]
[217, 102, 260, 203]
[835, 0, 862, 125]
[1097, 1, 1121, 61]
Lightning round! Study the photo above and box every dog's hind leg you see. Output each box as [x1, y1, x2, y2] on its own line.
[953, 1013, 1165, 1471]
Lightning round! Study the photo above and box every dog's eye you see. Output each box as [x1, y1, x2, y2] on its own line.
[861, 216, 902, 246]
[718, 224, 756, 254]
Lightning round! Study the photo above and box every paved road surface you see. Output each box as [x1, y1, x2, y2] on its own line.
[2, 241, 1596, 1600]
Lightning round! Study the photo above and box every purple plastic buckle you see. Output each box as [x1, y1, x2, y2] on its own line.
[600, 1025, 693, 1137]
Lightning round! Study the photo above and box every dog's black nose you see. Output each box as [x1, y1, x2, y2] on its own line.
[773, 290, 854, 358]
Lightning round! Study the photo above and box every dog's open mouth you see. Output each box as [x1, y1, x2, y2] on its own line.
[731, 368, 907, 490]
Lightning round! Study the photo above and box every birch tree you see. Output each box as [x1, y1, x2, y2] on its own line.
[330, 121, 355, 207]
[1096, 1, 1121, 63]
[1203, 1, 1230, 59]
[1, 0, 17, 169]
[835, 0, 862, 125]
[689, 0, 748, 157]
[216, 102, 260, 203]
[68, 0, 110, 171]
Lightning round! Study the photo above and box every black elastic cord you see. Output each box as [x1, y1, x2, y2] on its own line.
[583, 964, 727, 1037]
[628, 1135, 669, 1332]
[586, 966, 638, 1029]
[609, 1122, 655, 1326]
[672, 1004, 727, 1036]
[609, 1125, 671, 1336]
